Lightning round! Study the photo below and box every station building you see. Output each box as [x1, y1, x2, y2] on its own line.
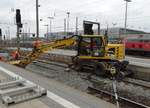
[100, 27, 150, 40]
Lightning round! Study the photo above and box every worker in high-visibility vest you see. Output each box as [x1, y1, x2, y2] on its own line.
[0, 56, 4, 61]
[12, 48, 20, 60]
[32, 40, 41, 52]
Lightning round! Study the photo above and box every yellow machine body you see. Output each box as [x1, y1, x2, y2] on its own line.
[77, 35, 125, 61]
[9, 35, 125, 68]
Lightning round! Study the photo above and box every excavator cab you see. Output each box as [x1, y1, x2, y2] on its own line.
[76, 21, 125, 60]
[77, 21, 107, 58]
[77, 35, 105, 57]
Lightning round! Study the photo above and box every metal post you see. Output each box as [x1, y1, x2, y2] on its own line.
[124, 0, 131, 38]
[67, 12, 70, 35]
[98, 23, 100, 35]
[17, 25, 20, 49]
[124, 1, 128, 37]
[22, 29, 24, 45]
[48, 17, 54, 39]
[36, 0, 39, 39]
[64, 18, 66, 35]
[50, 20, 52, 35]
[28, 27, 30, 37]
[124, 0, 131, 58]
[8, 27, 10, 40]
[75, 17, 78, 35]
[25, 23, 28, 38]
[5, 30, 8, 46]
[44, 25, 48, 41]
[47, 25, 48, 41]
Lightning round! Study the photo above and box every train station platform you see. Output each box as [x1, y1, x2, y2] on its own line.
[0, 62, 116, 108]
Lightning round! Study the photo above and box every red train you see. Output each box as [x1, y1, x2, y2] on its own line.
[125, 35, 150, 55]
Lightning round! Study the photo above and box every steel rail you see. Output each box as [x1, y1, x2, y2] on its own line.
[88, 87, 149, 108]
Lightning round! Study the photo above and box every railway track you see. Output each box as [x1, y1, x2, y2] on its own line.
[34, 59, 150, 88]
[123, 78, 150, 89]
[31, 60, 150, 108]
[88, 87, 149, 108]
[33, 60, 150, 89]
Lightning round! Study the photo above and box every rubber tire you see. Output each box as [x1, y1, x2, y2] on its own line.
[94, 62, 106, 76]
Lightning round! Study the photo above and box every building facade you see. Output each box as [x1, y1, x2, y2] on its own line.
[100, 27, 148, 40]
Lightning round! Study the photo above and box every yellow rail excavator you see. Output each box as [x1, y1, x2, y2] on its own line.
[9, 21, 133, 79]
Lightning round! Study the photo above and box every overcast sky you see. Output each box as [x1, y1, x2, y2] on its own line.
[0, 0, 150, 38]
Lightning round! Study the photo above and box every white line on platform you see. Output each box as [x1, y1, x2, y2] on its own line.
[0, 66, 80, 108]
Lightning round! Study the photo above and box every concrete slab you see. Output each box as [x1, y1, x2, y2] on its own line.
[0, 64, 65, 108]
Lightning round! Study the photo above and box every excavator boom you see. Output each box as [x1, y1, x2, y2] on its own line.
[9, 36, 76, 67]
